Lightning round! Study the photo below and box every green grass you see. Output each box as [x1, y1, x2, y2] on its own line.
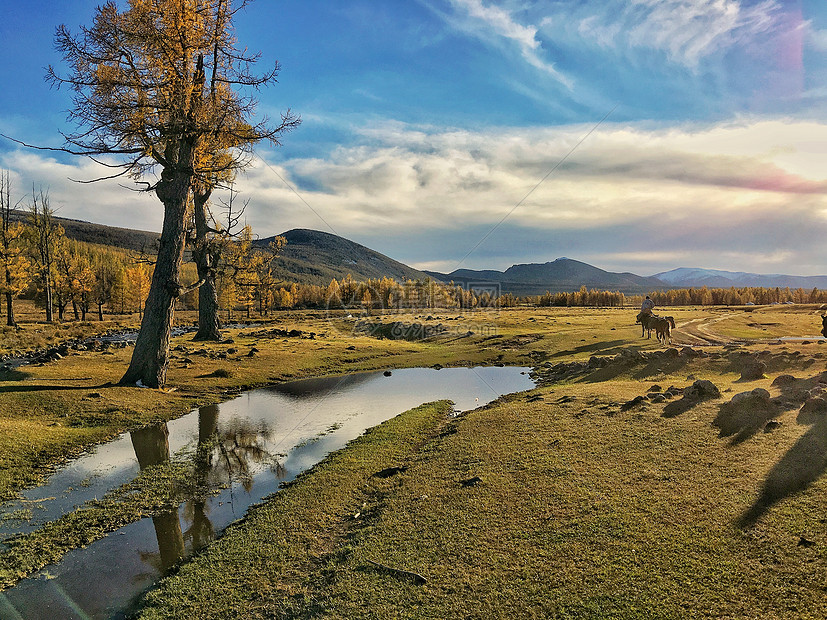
[136, 400, 455, 619]
[0, 458, 195, 588]
[5, 305, 827, 617]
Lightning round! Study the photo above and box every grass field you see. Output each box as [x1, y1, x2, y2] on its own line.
[3, 300, 827, 617]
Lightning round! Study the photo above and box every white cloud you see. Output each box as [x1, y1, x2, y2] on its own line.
[0, 150, 161, 232]
[4, 116, 827, 275]
[576, 0, 781, 68]
[436, 0, 572, 87]
[807, 25, 827, 52]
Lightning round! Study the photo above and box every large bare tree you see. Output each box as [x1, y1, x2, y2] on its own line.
[46, 0, 298, 387]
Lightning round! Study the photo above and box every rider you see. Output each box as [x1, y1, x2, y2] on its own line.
[640, 295, 655, 317]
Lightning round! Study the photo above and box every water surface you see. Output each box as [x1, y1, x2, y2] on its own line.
[0, 366, 534, 619]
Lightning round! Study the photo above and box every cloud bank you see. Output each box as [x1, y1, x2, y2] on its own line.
[3, 116, 826, 276]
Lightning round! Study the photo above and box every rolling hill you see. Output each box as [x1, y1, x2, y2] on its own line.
[257, 229, 432, 286]
[427, 258, 668, 296]
[42, 210, 827, 296]
[10, 209, 160, 253]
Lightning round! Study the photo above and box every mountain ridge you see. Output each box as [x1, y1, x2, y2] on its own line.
[426, 258, 668, 296]
[35, 212, 827, 294]
[653, 267, 827, 290]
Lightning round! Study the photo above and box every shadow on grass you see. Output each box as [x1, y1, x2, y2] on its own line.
[739, 370, 827, 527]
[739, 417, 827, 527]
[631, 355, 689, 380]
[662, 397, 701, 418]
[0, 369, 31, 382]
[713, 393, 779, 446]
[549, 339, 628, 359]
[0, 381, 112, 394]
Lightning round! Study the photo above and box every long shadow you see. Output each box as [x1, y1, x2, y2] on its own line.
[738, 370, 827, 526]
[0, 382, 113, 394]
[662, 397, 701, 418]
[631, 355, 689, 380]
[739, 417, 827, 527]
[0, 369, 30, 382]
[549, 339, 629, 359]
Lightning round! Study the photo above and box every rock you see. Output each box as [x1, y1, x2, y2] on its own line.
[383, 370, 392, 377]
[764, 420, 782, 432]
[649, 394, 666, 403]
[739, 359, 766, 381]
[374, 466, 407, 478]
[684, 380, 721, 400]
[800, 396, 827, 416]
[730, 387, 771, 406]
[771, 374, 797, 387]
[648, 385, 662, 393]
[621, 395, 647, 411]
[460, 476, 482, 488]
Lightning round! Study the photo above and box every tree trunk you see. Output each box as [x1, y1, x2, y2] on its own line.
[44, 274, 53, 322]
[192, 189, 222, 341]
[98, 302, 104, 321]
[120, 168, 191, 388]
[4, 268, 14, 326]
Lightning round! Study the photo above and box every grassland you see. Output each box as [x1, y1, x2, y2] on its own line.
[3, 301, 827, 617]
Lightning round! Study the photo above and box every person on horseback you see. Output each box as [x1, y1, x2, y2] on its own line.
[636, 295, 655, 338]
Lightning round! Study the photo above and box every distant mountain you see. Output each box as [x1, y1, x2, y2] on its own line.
[258, 228, 431, 286]
[427, 258, 668, 295]
[10, 208, 160, 253]
[653, 267, 827, 290]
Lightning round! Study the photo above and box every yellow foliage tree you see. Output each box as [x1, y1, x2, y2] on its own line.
[47, 0, 299, 387]
[0, 170, 29, 326]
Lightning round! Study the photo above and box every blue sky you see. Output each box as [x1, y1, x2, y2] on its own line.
[2, 0, 827, 276]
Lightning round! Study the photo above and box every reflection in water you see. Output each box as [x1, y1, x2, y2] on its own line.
[130, 409, 282, 571]
[0, 366, 534, 620]
[130, 423, 186, 572]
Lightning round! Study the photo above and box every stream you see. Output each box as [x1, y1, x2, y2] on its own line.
[0, 366, 535, 619]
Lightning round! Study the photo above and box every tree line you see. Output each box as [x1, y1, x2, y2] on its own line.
[0, 175, 154, 326]
[631, 286, 827, 307]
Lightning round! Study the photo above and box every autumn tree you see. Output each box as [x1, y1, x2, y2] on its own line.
[47, 0, 299, 387]
[191, 182, 246, 339]
[0, 170, 29, 326]
[26, 189, 64, 322]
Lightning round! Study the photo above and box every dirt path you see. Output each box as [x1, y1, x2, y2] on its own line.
[672, 314, 738, 346]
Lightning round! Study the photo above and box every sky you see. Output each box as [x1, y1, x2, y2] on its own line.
[1, 0, 827, 277]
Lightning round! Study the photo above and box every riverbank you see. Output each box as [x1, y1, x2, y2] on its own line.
[138, 344, 827, 618]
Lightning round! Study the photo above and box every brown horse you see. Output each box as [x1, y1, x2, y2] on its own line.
[636, 312, 654, 338]
[636, 313, 676, 344]
[651, 316, 676, 344]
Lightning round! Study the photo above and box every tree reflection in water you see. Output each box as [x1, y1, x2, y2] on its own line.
[130, 404, 285, 573]
[130, 423, 186, 572]
[195, 404, 285, 493]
